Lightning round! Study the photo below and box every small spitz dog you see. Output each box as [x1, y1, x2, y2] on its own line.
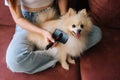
[27, 8, 93, 70]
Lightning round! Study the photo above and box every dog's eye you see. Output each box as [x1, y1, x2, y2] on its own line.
[72, 24, 76, 28]
[81, 24, 84, 28]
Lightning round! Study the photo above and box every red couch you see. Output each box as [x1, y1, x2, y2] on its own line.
[0, 0, 120, 80]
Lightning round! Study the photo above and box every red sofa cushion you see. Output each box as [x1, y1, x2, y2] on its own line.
[0, 0, 15, 26]
[79, 0, 120, 80]
[80, 28, 120, 80]
[89, 0, 120, 29]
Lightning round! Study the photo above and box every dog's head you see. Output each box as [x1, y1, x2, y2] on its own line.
[61, 8, 93, 39]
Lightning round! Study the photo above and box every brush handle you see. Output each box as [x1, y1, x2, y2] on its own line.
[45, 42, 54, 50]
[45, 32, 63, 50]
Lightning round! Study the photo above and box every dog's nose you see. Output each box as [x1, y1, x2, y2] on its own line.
[77, 29, 81, 34]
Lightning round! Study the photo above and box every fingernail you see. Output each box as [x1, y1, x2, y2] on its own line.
[52, 40, 55, 43]
[52, 39, 55, 42]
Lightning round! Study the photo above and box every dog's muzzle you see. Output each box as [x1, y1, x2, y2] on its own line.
[72, 30, 81, 39]
[77, 29, 81, 34]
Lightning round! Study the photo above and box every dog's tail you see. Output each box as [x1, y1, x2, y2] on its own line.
[36, 8, 57, 24]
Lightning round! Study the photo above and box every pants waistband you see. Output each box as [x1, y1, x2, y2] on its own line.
[21, 2, 53, 12]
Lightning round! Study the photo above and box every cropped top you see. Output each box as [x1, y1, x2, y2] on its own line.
[5, 0, 54, 12]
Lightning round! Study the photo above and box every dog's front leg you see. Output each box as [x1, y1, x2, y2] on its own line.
[67, 55, 75, 64]
[59, 53, 69, 70]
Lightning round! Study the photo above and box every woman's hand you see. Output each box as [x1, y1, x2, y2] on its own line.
[42, 30, 59, 49]
[42, 30, 55, 45]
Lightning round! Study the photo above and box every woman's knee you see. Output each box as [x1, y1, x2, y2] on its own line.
[94, 25, 102, 41]
[6, 39, 36, 72]
[6, 47, 56, 74]
[86, 25, 102, 50]
[6, 47, 30, 73]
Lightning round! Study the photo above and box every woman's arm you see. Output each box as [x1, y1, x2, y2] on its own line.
[58, 0, 68, 15]
[8, 0, 45, 35]
[7, 0, 54, 43]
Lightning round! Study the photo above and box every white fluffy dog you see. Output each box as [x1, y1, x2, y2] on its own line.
[27, 8, 93, 70]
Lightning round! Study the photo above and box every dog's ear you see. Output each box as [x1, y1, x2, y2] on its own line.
[78, 9, 87, 17]
[67, 8, 76, 17]
[61, 8, 76, 19]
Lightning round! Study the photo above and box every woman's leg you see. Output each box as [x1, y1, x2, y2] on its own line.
[6, 29, 57, 74]
[86, 25, 102, 50]
[6, 10, 57, 74]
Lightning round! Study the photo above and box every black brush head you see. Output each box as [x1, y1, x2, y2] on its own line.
[45, 29, 69, 50]
[52, 29, 68, 44]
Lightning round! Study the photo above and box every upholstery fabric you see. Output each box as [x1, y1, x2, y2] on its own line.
[80, 28, 120, 80]
[80, 0, 120, 80]
[89, 0, 120, 28]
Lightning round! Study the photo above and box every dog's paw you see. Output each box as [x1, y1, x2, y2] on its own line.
[62, 63, 69, 70]
[68, 59, 75, 64]
[68, 56, 76, 64]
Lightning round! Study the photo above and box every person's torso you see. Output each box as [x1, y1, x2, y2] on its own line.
[21, 0, 54, 8]
[5, 0, 54, 12]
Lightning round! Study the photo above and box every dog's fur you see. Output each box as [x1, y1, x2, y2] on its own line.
[27, 8, 93, 70]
